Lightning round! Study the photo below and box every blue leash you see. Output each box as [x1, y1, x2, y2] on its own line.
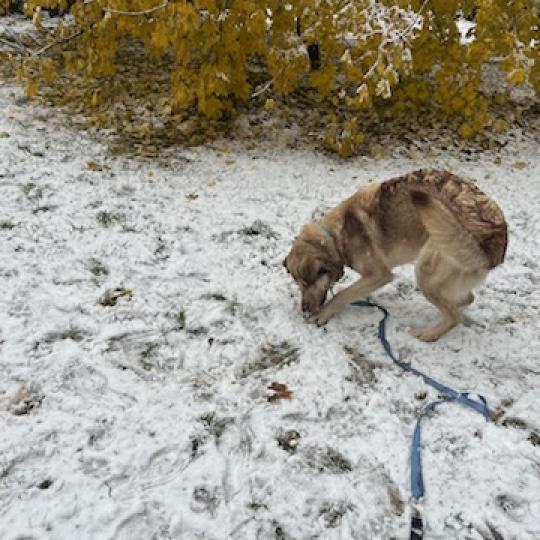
[351, 300, 492, 539]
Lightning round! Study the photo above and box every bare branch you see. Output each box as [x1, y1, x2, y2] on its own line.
[398, 0, 430, 40]
[0, 27, 34, 54]
[32, 30, 82, 57]
[251, 78, 273, 98]
[0, 36, 29, 53]
[105, 0, 168, 16]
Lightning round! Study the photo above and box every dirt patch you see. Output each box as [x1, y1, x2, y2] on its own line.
[276, 430, 301, 454]
[199, 412, 234, 444]
[98, 288, 133, 307]
[9, 385, 43, 416]
[528, 432, 540, 447]
[343, 345, 385, 386]
[297, 445, 352, 474]
[238, 341, 300, 378]
[319, 501, 355, 528]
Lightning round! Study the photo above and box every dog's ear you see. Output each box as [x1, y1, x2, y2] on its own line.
[324, 257, 344, 281]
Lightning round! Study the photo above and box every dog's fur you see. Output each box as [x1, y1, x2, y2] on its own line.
[283, 169, 508, 341]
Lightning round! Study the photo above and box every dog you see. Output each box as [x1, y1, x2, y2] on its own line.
[283, 169, 507, 341]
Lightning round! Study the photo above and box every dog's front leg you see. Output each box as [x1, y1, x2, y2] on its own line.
[310, 270, 393, 326]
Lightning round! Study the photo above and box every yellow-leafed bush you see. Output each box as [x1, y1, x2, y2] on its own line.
[1, 0, 11, 15]
[7, 0, 540, 155]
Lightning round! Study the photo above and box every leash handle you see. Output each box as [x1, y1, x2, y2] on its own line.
[410, 511, 424, 540]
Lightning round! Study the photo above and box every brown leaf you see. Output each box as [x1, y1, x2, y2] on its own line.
[267, 382, 293, 402]
[86, 160, 102, 171]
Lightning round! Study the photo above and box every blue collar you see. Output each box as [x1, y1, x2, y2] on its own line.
[316, 222, 336, 241]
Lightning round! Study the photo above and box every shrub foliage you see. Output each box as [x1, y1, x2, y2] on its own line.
[5, 0, 540, 155]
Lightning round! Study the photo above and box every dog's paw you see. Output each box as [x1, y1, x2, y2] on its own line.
[410, 326, 442, 342]
[308, 308, 335, 327]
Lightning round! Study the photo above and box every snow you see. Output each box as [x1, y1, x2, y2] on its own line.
[0, 78, 539, 540]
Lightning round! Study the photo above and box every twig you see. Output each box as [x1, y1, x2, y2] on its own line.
[105, 0, 168, 16]
[251, 78, 273, 98]
[398, 0, 430, 40]
[0, 37, 28, 53]
[1, 27, 33, 53]
[21, 29, 42, 47]
[32, 30, 82, 56]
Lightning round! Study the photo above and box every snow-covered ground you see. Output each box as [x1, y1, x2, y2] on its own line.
[1, 78, 539, 540]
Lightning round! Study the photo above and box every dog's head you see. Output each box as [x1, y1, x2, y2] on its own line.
[283, 224, 344, 314]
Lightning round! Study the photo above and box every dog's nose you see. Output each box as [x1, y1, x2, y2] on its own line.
[301, 300, 311, 313]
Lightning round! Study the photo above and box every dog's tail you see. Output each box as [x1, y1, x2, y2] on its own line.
[409, 188, 507, 270]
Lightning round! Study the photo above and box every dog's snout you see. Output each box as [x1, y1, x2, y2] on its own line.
[301, 290, 327, 314]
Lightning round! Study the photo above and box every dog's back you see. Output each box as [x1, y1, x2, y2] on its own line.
[380, 169, 507, 269]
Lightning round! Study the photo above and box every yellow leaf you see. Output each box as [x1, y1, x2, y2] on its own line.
[151, 31, 168, 52]
[492, 119, 507, 133]
[507, 68, 526, 85]
[458, 123, 475, 138]
[356, 84, 370, 104]
[310, 65, 337, 96]
[26, 80, 38, 98]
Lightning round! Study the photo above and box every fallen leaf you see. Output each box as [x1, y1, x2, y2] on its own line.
[99, 288, 133, 307]
[268, 382, 293, 402]
[512, 161, 528, 169]
[86, 160, 102, 171]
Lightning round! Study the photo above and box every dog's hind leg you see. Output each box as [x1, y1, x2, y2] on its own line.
[412, 244, 486, 342]
[409, 192, 492, 341]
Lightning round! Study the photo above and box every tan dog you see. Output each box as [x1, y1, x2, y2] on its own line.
[283, 169, 507, 341]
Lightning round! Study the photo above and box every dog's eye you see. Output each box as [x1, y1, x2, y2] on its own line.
[318, 267, 328, 277]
